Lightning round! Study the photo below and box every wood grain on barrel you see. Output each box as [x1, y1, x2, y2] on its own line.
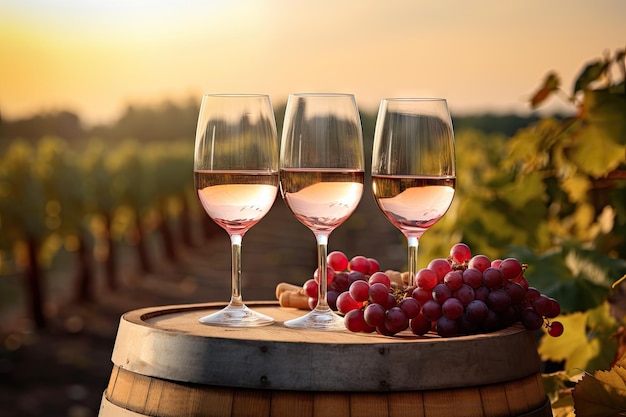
[110, 302, 541, 392]
[104, 366, 550, 417]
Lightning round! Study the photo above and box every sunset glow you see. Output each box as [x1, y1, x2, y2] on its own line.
[1, 0, 624, 125]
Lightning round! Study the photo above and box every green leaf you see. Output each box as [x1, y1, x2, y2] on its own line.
[498, 171, 547, 210]
[567, 124, 626, 178]
[566, 89, 626, 178]
[573, 59, 610, 95]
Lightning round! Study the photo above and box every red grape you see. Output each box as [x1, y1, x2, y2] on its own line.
[411, 287, 432, 305]
[382, 293, 397, 310]
[436, 316, 459, 337]
[520, 307, 544, 331]
[525, 287, 541, 304]
[369, 271, 391, 288]
[314, 266, 335, 285]
[330, 271, 350, 292]
[450, 243, 472, 264]
[327, 251, 349, 272]
[547, 321, 564, 337]
[442, 297, 464, 320]
[515, 276, 529, 291]
[482, 267, 504, 289]
[303, 279, 318, 298]
[432, 283, 452, 304]
[368, 283, 390, 305]
[344, 309, 370, 332]
[347, 270, 367, 284]
[474, 285, 490, 302]
[504, 281, 525, 306]
[533, 295, 553, 316]
[327, 290, 339, 310]
[416, 268, 438, 290]
[399, 297, 421, 319]
[468, 254, 491, 272]
[443, 270, 464, 291]
[462, 268, 483, 289]
[349, 280, 370, 302]
[336, 292, 361, 314]
[453, 284, 475, 306]
[499, 257, 523, 281]
[385, 307, 409, 333]
[486, 289, 511, 313]
[422, 300, 443, 321]
[481, 309, 503, 332]
[349, 255, 370, 274]
[427, 258, 452, 280]
[364, 303, 386, 327]
[367, 257, 381, 274]
[546, 298, 561, 318]
[466, 299, 488, 323]
[410, 313, 432, 335]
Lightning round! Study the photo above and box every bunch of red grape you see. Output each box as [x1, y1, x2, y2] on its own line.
[307, 244, 564, 338]
[301, 251, 382, 311]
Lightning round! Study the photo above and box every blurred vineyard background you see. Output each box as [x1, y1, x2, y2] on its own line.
[1, 51, 626, 416]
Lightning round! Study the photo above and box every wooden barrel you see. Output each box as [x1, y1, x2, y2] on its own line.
[99, 302, 552, 417]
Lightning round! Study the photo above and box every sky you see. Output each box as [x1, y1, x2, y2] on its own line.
[0, 0, 624, 126]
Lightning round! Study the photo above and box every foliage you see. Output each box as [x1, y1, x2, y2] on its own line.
[572, 350, 626, 416]
[522, 47, 626, 414]
[539, 302, 619, 376]
[508, 244, 626, 314]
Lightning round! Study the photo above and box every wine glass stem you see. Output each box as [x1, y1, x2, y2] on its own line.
[315, 234, 330, 311]
[230, 234, 244, 307]
[407, 236, 419, 287]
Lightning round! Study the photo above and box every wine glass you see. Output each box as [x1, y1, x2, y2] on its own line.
[194, 94, 279, 327]
[371, 98, 456, 288]
[280, 93, 364, 330]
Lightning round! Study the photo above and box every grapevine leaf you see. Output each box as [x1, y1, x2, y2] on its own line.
[566, 125, 625, 178]
[497, 171, 546, 210]
[510, 245, 623, 314]
[567, 88, 626, 178]
[572, 364, 626, 416]
[573, 59, 610, 95]
[531, 72, 561, 109]
[561, 174, 591, 203]
[582, 88, 626, 146]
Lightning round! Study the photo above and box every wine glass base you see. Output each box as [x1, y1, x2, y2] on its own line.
[198, 304, 274, 327]
[283, 308, 346, 331]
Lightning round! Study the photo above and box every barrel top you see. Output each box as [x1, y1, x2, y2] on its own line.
[111, 302, 541, 392]
[130, 301, 520, 343]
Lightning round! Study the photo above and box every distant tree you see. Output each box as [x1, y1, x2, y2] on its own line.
[0, 111, 85, 144]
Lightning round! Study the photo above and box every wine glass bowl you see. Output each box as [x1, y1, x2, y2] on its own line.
[194, 94, 279, 327]
[371, 98, 456, 287]
[280, 93, 365, 330]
